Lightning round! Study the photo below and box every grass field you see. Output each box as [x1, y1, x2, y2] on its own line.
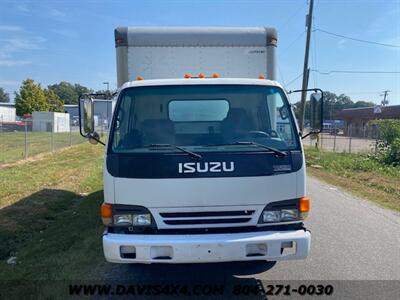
[305, 147, 400, 212]
[0, 131, 86, 165]
[1, 143, 399, 290]
[0, 143, 106, 285]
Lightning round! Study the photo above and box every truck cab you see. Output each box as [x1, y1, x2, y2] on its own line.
[79, 27, 323, 264]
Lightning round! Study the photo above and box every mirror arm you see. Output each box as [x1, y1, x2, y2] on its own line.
[301, 131, 317, 139]
[288, 88, 324, 139]
[88, 133, 106, 146]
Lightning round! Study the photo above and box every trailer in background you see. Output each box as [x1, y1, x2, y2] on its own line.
[32, 112, 70, 133]
[0, 103, 16, 122]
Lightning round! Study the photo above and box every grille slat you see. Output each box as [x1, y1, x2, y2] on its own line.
[161, 215, 253, 221]
[160, 210, 255, 226]
[160, 210, 255, 218]
[164, 218, 252, 225]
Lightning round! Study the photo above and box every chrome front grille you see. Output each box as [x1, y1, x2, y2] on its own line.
[160, 210, 255, 226]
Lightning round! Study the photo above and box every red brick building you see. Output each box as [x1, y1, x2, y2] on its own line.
[338, 105, 400, 137]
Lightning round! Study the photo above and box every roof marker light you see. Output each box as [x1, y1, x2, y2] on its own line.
[258, 74, 266, 79]
[198, 73, 206, 78]
[136, 76, 144, 81]
[184, 73, 192, 79]
[212, 73, 220, 78]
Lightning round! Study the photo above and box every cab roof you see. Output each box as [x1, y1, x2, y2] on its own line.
[119, 78, 284, 92]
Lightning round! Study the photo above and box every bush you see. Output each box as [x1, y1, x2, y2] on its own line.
[370, 119, 400, 166]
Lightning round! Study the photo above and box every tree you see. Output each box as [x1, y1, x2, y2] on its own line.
[370, 119, 400, 165]
[292, 91, 374, 121]
[353, 100, 374, 108]
[48, 81, 77, 104]
[44, 88, 64, 112]
[74, 83, 92, 99]
[48, 81, 92, 104]
[15, 79, 49, 116]
[0, 87, 10, 102]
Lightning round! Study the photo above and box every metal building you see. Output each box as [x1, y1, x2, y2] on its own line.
[32, 111, 70, 132]
[0, 103, 16, 122]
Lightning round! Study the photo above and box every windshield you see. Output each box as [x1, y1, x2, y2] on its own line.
[110, 85, 299, 153]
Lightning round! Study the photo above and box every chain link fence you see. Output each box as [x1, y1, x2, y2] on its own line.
[303, 123, 380, 153]
[0, 118, 89, 166]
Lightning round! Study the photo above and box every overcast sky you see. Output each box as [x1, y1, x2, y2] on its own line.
[0, 0, 399, 104]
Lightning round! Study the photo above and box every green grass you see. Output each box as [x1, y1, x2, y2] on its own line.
[0, 143, 106, 283]
[0, 131, 86, 165]
[305, 147, 400, 211]
[1, 142, 398, 290]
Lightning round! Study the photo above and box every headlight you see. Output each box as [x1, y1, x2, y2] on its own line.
[101, 203, 153, 227]
[132, 214, 151, 226]
[113, 213, 152, 226]
[114, 214, 133, 225]
[262, 211, 281, 223]
[260, 209, 299, 223]
[258, 197, 310, 224]
[280, 209, 299, 221]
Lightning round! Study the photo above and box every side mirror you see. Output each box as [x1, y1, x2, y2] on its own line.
[286, 88, 324, 139]
[79, 94, 105, 146]
[310, 92, 323, 132]
[79, 96, 94, 136]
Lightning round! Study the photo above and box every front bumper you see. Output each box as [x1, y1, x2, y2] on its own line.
[103, 229, 311, 264]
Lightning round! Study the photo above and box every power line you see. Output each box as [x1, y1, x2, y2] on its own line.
[311, 16, 318, 87]
[278, 65, 287, 87]
[313, 27, 400, 48]
[343, 91, 383, 95]
[311, 69, 400, 75]
[280, 30, 306, 55]
[299, 0, 315, 132]
[278, 2, 307, 31]
[284, 72, 303, 87]
[276, 1, 308, 87]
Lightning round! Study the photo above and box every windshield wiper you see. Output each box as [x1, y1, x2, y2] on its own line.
[204, 141, 287, 157]
[147, 144, 202, 160]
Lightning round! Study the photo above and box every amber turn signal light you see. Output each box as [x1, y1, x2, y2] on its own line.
[299, 197, 310, 213]
[101, 203, 113, 226]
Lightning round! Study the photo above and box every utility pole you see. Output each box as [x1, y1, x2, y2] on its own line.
[103, 82, 110, 92]
[102, 82, 110, 130]
[298, 0, 314, 133]
[380, 90, 390, 106]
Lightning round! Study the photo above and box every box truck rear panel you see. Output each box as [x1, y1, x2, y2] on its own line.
[115, 27, 277, 86]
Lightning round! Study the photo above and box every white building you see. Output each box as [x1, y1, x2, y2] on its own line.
[0, 103, 16, 122]
[32, 112, 70, 132]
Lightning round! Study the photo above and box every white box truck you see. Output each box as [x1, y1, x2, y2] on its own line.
[79, 27, 323, 264]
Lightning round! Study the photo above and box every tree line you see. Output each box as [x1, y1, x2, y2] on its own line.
[1, 81, 376, 118]
[0, 79, 95, 116]
[292, 91, 375, 121]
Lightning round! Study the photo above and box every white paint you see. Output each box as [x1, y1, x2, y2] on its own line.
[0, 105, 16, 122]
[127, 46, 268, 81]
[32, 111, 70, 132]
[103, 230, 310, 263]
[103, 27, 309, 263]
